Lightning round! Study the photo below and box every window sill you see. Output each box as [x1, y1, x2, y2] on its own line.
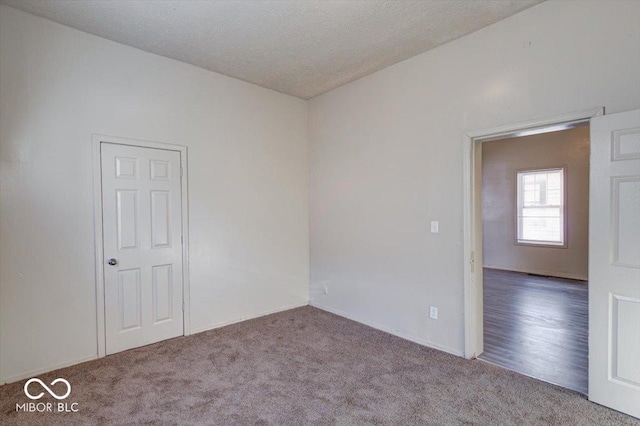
[515, 241, 567, 249]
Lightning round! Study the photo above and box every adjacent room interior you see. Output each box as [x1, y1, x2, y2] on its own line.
[479, 124, 590, 394]
[0, 0, 639, 424]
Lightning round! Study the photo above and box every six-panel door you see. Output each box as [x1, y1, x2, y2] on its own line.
[589, 109, 640, 418]
[101, 143, 184, 355]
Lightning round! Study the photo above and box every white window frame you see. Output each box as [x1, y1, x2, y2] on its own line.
[515, 166, 567, 248]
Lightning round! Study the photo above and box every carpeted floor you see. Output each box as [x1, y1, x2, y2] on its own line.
[1, 306, 637, 425]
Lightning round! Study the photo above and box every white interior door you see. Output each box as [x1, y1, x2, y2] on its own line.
[589, 109, 640, 418]
[101, 143, 184, 355]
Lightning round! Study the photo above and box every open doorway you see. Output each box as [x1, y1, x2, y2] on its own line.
[464, 108, 640, 417]
[478, 125, 589, 394]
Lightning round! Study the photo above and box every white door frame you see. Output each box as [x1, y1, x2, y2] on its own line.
[462, 107, 603, 360]
[92, 134, 191, 358]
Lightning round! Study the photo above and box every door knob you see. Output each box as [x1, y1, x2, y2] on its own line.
[107, 258, 118, 266]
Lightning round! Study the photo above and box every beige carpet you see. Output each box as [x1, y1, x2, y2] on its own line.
[1, 306, 637, 425]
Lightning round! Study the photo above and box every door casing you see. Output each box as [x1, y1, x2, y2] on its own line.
[92, 134, 191, 358]
[462, 107, 603, 361]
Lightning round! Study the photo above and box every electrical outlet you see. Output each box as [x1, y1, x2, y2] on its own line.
[429, 306, 438, 320]
[430, 221, 439, 233]
[323, 284, 329, 295]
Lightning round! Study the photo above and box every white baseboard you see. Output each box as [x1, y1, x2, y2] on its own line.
[190, 300, 309, 335]
[310, 301, 464, 357]
[483, 265, 588, 281]
[1, 355, 98, 385]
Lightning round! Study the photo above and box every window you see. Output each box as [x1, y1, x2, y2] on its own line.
[516, 168, 565, 246]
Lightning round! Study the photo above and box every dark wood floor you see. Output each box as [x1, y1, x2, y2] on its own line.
[479, 268, 588, 394]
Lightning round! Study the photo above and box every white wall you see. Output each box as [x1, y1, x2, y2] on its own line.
[308, 0, 640, 355]
[0, 6, 309, 383]
[482, 126, 590, 281]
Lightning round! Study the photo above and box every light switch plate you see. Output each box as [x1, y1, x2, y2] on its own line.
[430, 221, 439, 233]
[429, 306, 438, 319]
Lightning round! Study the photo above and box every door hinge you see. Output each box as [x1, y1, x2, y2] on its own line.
[180, 166, 183, 177]
[181, 235, 183, 244]
[182, 302, 185, 312]
[470, 251, 475, 273]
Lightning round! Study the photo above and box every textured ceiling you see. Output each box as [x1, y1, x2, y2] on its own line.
[1, 0, 543, 99]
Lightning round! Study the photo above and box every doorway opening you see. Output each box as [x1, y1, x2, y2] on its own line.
[478, 123, 590, 394]
[464, 108, 640, 417]
[462, 108, 603, 395]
